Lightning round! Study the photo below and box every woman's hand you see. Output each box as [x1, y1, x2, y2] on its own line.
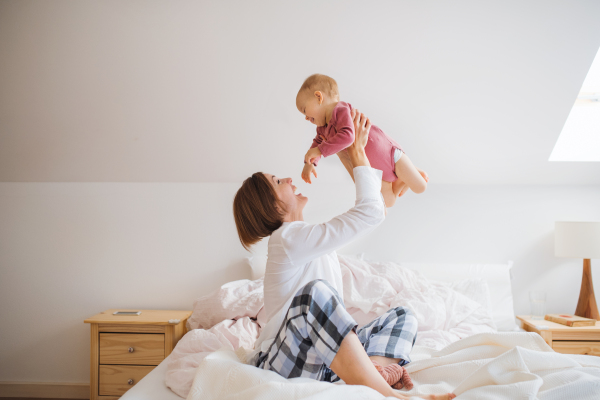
[347, 109, 371, 168]
[349, 108, 371, 152]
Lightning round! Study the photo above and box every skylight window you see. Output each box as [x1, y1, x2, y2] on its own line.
[549, 46, 600, 162]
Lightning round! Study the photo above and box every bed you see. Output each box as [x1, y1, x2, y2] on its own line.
[119, 355, 180, 400]
[120, 256, 600, 399]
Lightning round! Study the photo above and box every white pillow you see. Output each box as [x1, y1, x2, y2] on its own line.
[244, 252, 517, 331]
[447, 277, 493, 315]
[400, 262, 517, 331]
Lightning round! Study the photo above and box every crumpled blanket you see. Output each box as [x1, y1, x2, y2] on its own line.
[185, 277, 266, 330]
[164, 318, 260, 397]
[186, 332, 600, 400]
[166, 255, 497, 398]
[339, 256, 496, 349]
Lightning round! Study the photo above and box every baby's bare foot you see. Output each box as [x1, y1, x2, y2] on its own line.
[390, 366, 413, 390]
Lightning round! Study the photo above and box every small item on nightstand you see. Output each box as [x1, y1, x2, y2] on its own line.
[168, 319, 181, 324]
[544, 314, 596, 327]
[529, 291, 546, 319]
[113, 311, 141, 315]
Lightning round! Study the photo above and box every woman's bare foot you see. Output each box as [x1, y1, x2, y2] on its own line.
[391, 366, 413, 390]
[423, 395, 456, 400]
[391, 393, 456, 400]
[330, 333, 454, 400]
[371, 360, 413, 390]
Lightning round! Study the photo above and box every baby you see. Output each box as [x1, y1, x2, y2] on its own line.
[296, 74, 428, 207]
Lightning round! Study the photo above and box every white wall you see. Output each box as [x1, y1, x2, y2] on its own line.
[1, 0, 600, 387]
[1, 0, 600, 184]
[1, 181, 599, 382]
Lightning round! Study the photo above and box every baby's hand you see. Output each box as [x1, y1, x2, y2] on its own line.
[302, 163, 317, 184]
[304, 147, 322, 165]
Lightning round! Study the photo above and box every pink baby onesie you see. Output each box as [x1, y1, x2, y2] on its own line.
[308, 101, 403, 182]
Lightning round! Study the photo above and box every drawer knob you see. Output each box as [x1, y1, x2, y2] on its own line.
[128, 378, 134, 385]
[128, 347, 134, 353]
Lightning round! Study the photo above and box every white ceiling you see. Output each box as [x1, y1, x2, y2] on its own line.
[1, 0, 599, 184]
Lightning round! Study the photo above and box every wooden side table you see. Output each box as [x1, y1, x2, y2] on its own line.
[517, 315, 600, 356]
[84, 309, 192, 400]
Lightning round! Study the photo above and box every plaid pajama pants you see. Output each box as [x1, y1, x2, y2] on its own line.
[254, 279, 418, 382]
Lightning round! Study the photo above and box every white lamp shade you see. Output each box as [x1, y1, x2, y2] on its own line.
[555, 221, 600, 259]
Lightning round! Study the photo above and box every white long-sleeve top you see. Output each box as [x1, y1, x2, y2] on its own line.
[249, 166, 386, 363]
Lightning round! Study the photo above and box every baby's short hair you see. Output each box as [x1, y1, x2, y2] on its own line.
[298, 74, 339, 98]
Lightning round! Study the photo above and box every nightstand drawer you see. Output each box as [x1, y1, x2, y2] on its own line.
[99, 333, 165, 365]
[86, 310, 191, 400]
[99, 365, 155, 396]
[553, 341, 600, 356]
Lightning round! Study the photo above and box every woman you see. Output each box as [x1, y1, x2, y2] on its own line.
[233, 110, 454, 400]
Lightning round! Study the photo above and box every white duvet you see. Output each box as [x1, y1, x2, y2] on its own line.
[166, 255, 498, 398]
[186, 332, 600, 399]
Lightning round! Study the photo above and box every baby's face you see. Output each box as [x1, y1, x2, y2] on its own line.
[296, 91, 327, 127]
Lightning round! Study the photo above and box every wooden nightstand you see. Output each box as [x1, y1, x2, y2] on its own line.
[84, 309, 192, 400]
[517, 315, 600, 356]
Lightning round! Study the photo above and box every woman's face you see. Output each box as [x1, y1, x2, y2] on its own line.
[265, 173, 307, 220]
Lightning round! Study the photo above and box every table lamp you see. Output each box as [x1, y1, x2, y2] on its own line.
[555, 221, 600, 320]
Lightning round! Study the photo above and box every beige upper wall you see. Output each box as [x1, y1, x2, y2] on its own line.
[1, 0, 600, 184]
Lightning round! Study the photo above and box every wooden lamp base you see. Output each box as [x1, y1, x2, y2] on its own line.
[574, 259, 600, 320]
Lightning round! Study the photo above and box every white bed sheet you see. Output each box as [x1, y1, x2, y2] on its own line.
[185, 332, 600, 400]
[121, 330, 600, 400]
[121, 258, 517, 400]
[122, 325, 524, 400]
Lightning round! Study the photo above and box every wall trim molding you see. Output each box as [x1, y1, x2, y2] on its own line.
[0, 381, 89, 399]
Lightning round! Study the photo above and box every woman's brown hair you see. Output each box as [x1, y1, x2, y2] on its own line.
[233, 172, 286, 251]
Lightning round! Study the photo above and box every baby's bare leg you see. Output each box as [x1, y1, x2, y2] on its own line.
[382, 181, 396, 208]
[392, 179, 409, 197]
[337, 150, 355, 182]
[394, 154, 427, 194]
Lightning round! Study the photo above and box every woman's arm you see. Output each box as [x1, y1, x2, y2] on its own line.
[347, 110, 371, 168]
[282, 111, 385, 266]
